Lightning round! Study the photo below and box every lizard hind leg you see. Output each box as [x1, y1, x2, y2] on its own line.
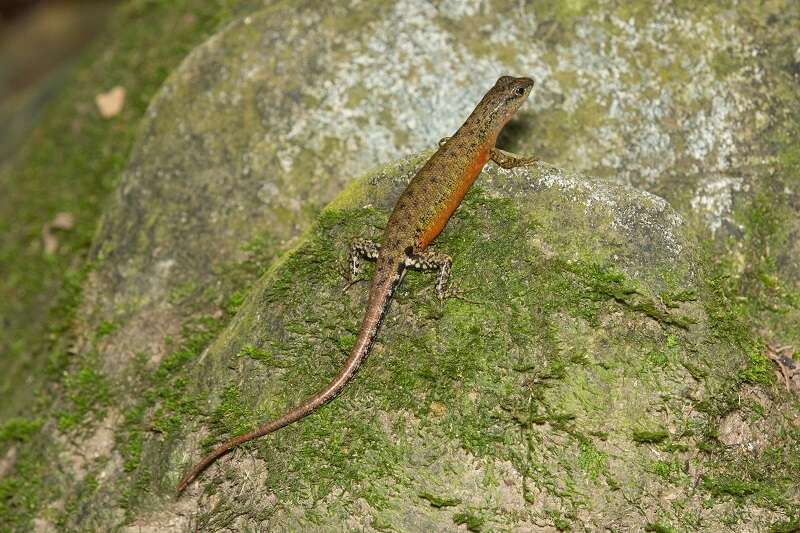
[345, 238, 381, 289]
[404, 249, 452, 299]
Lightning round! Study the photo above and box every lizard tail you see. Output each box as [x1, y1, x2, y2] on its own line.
[176, 263, 403, 495]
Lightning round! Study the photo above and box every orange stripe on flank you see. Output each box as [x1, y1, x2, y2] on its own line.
[418, 148, 490, 248]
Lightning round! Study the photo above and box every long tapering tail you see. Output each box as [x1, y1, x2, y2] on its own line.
[176, 263, 402, 494]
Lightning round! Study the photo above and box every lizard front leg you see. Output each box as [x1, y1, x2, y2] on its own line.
[346, 238, 380, 284]
[490, 147, 538, 169]
[404, 249, 452, 299]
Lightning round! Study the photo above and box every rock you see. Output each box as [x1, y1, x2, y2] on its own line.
[6, 2, 798, 531]
[125, 157, 786, 530]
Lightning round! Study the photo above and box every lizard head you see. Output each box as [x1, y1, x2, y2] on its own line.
[480, 75, 535, 136]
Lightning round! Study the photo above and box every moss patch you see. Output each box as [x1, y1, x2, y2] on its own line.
[0, 418, 42, 446]
[632, 429, 670, 444]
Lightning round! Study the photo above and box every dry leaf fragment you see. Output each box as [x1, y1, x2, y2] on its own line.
[95, 86, 126, 118]
[51, 212, 75, 230]
[42, 212, 75, 255]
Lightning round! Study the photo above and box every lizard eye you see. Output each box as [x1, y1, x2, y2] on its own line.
[513, 86, 526, 97]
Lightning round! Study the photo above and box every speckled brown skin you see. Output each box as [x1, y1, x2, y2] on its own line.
[176, 76, 535, 494]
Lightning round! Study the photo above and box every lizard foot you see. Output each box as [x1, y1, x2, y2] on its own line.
[403, 248, 452, 300]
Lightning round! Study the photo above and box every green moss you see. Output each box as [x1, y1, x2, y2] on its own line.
[0, 431, 51, 530]
[239, 343, 288, 367]
[418, 492, 462, 508]
[135, 318, 223, 424]
[0, 2, 274, 524]
[57, 363, 111, 431]
[109, 214, 280, 515]
[169, 281, 199, 304]
[660, 442, 689, 453]
[207, 386, 254, 444]
[647, 334, 682, 368]
[739, 350, 774, 385]
[0, 418, 42, 446]
[0, 257, 91, 528]
[701, 475, 759, 498]
[122, 425, 144, 473]
[564, 262, 695, 329]
[109, 229, 282, 511]
[156, 316, 225, 378]
[650, 461, 672, 479]
[648, 350, 669, 368]
[681, 361, 708, 380]
[710, 49, 742, 77]
[645, 523, 676, 533]
[659, 289, 697, 308]
[56, 473, 101, 529]
[547, 510, 573, 531]
[577, 440, 608, 480]
[648, 459, 682, 482]
[0, 0, 267, 419]
[453, 510, 485, 532]
[717, 184, 800, 353]
[632, 429, 670, 444]
[95, 320, 117, 339]
[747, 400, 766, 421]
[224, 289, 247, 315]
[771, 518, 800, 533]
[535, 0, 597, 26]
[696, 432, 800, 513]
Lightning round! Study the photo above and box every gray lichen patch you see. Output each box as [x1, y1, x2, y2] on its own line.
[690, 176, 748, 235]
[486, 163, 689, 272]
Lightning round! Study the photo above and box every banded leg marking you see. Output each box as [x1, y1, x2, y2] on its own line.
[404, 249, 452, 299]
[348, 238, 380, 281]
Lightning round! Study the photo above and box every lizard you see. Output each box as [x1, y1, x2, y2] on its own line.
[176, 75, 537, 494]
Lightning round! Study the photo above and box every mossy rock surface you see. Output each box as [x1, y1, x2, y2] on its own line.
[1, 1, 799, 531]
[128, 156, 791, 530]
